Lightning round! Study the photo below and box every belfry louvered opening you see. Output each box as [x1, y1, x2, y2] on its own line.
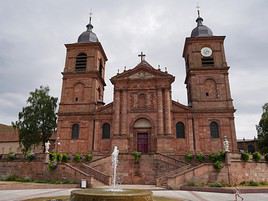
[202, 56, 214, 66]
[75, 53, 87, 71]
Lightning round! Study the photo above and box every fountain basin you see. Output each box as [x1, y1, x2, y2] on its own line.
[70, 188, 153, 201]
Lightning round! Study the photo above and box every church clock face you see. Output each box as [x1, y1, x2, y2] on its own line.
[201, 47, 213, 57]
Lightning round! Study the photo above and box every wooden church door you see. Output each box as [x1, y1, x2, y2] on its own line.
[137, 133, 148, 153]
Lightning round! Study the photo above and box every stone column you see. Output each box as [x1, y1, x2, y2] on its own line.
[157, 89, 164, 135]
[229, 117, 237, 152]
[113, 90, 120, 135]
[121, 90, 127, 135]
[164, 88, 172, 135]
[188, 118, 194, 152]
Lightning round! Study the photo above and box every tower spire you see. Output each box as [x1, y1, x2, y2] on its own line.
[89, 11, 92, 24]
[86, 11, 93, 31]
[78, 11, 99, 43]
[196, 3, 200, 18]
[195, 4, 203, 26]
[191, 4, 213, 37]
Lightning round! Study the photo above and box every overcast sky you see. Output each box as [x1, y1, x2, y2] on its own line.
[0, 0, 267, 139]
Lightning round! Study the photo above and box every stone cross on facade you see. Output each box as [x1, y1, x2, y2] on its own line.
[138, 52, 146, 61]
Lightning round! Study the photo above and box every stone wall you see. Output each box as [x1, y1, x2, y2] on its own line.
[229, 161, 268, 184]
[116, 154, 156, 185]
[0, 161, 92, 185]
[167, 161, 268, 189]
[1, 154, 268, 189]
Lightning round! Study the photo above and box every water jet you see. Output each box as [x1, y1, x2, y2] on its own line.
[70, 146, 153, 201]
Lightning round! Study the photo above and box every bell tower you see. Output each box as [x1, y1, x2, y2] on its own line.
[57, 16, 107, 153]
[182, 10, 237, 153]
[183, 11, 233, 111]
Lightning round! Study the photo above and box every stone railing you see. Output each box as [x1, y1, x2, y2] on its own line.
[63, 163, 91, 178]
[154, 153, 189, 167]
[71, 163, 111, 185]
[156, 163, 192, 187]
[88, 155, 111, 168]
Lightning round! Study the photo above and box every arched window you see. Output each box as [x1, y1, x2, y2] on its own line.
[210, 121, 219, 138]
[102, 123, 110, 139]
[176, 122, 185, 138]
[75, 53, 87, 71]
[72, 124, 80, 139]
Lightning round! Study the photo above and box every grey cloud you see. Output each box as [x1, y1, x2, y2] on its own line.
[0, 0, 267, 140]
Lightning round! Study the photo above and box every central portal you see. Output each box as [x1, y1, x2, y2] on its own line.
[133, 118, 152, 153]
[137, 133, 149, 153]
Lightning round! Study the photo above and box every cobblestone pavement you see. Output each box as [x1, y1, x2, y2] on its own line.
[0, 185, 268, 201]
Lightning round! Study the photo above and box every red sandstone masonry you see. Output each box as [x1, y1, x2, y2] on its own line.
[0, 161, 92, 185]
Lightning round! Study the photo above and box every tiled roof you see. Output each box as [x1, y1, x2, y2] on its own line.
[0, 124, 18, 142]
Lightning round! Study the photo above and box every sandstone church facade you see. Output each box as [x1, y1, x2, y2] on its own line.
[56, 13, 237, 155]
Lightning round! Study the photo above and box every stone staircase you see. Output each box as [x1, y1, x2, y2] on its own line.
[154, 153, 188, 168]
[154, 153, 191, 188]
[66, 155, 112, 186]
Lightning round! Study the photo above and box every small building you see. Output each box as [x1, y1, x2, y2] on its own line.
[0, 124, 21, 154]
[0, 123, 56, 154]
[237, 138, 258, 153]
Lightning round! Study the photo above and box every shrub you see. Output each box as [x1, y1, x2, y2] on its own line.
[49, 152, 56, 161]
[185, 153, 193, 162]
[249, 180, 259, 186]
[241, 152, 250, 162]
[84, 153, 93, 162]
[48, 160, 57, 171]
[208, 182, 223, 187]
[61, 153, 70, 162]
[252, 152, 261, 162]
[209, 151, 225, 163]
[5, 174, 18, 181]
[7, 152, 16, 161]
[56, 153, 63, 162]
[132, 151, 142, 163]
[240, 180, 261, 186]
[213, 160, 224, 172]
[186, 180, 204, 187]
[265, 153, 268, 162]
[25, 152, 35, 161]
[260, 181, 268, 185]
[73, 153, 81, 162]
[196, 153, 205, 163]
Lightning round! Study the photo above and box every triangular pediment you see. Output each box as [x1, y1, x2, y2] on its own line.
[172, 101, 191, 112]
[128, 70, 155, 79]
[111, 60, 174, 84]
[96, 102, 113, 114]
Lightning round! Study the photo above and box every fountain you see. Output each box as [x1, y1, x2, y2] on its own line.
[70, 146, 153, 201]
[111, 145, 119, 190]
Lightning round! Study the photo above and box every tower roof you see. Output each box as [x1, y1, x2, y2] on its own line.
[191, 9, 213, 37]
[78, 16, 99, 43]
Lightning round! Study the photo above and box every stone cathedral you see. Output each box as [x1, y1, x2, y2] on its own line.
[56, 13, 238, 155]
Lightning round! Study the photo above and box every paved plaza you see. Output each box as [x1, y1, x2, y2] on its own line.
[0, 187, 268, 201]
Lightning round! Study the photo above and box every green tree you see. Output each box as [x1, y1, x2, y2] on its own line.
[12, 86, 58, 153]
[257, 103, 268, 153]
